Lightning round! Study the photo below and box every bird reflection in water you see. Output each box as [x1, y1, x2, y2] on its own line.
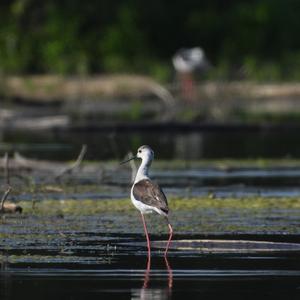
[132, 255, 173, 300]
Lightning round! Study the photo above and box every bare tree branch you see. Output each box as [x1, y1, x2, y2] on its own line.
[1, 152, 22, 214]
[0, 186, 12, 212]
[0, 153, 12, 212]
[55, 144, 87, 179]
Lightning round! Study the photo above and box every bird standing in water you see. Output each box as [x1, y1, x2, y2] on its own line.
[121, 145, 173, 257]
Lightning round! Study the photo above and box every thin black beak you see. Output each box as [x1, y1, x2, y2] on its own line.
[120, 156, 137, 165]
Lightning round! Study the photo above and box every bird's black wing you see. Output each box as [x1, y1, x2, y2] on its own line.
[133, 179, 169, 214]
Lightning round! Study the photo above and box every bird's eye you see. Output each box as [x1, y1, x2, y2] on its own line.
[138, 150, 142, 153]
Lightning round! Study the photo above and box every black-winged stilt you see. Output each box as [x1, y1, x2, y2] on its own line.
[172, 47, 210, 101]
[121, 145, 173, 257]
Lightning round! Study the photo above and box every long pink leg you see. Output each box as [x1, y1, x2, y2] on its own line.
[164, 223, 173, 257]
[143, 255, 151, 288]
[140, 213, 151, 257]
[164, 256, 173, 289]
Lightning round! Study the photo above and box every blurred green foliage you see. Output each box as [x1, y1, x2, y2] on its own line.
[0, 0, 300, 80]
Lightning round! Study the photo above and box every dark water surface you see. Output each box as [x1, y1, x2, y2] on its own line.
[2, 126, 300, 160]
[1, 248, 300, 300]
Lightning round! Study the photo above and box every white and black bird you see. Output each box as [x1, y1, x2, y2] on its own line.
[172, 47, 209, 73]
[121, 145, 173, 257]
[172, 47, 210, 101]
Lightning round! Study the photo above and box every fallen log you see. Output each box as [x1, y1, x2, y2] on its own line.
[1, 202, 22, 214]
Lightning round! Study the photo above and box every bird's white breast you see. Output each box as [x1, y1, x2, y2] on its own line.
[130, 187, 154, 214]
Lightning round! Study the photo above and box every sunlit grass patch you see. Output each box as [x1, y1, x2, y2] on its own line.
[17, 196, 300, 216]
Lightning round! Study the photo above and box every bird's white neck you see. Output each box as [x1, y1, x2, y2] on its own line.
[134, 156, 152, 183]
